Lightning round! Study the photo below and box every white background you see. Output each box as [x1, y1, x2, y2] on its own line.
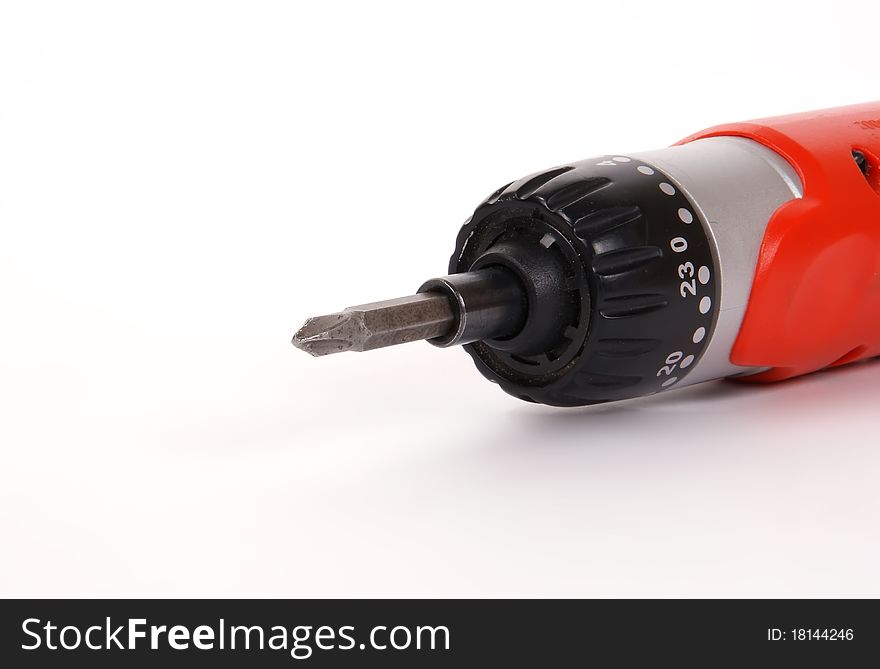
[1, 0, 879, 597]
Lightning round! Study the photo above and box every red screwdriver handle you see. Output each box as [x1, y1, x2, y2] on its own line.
[682, 102, 880, 381]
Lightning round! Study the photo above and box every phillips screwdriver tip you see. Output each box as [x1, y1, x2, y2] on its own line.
[292, 312, 359, 357]
[291, 293, 457, 357]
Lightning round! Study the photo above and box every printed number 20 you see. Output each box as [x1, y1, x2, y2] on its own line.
[657, 351, 683, 377]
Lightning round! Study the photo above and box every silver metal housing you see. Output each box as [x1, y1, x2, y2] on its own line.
[629, 136, 803, 386]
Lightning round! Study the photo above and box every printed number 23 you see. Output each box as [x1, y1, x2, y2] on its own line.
[679, 262, 696, 297]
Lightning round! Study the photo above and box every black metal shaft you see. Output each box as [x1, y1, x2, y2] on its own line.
[418, 267, 526, 347]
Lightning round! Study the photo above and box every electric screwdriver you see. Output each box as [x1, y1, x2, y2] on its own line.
[293, 102, 880, 407]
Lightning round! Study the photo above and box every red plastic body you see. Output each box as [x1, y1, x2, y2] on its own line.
[680, 102, 880, 381]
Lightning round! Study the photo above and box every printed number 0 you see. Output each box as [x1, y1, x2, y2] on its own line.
[670, 237, 688, 253]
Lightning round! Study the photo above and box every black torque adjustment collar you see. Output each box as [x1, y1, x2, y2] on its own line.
[449, 156, 719, 406]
